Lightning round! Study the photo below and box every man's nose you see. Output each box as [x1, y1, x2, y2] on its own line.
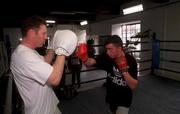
[106, 50, 109, 55]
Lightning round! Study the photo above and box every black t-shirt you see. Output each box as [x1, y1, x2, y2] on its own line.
[68, 55, 82, 71]
[95, 52, 137, 107]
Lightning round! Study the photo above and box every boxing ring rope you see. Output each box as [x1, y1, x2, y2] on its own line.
[69, 39, 180, 86]
[4, 38, 180, 113]
[65, 43, 153, 86]
[155, 40, 180, 75]
[129, 40, 180, 114]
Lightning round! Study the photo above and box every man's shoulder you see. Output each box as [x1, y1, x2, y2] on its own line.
[12, 45, 40, 62]
[125, 53, 136, 62]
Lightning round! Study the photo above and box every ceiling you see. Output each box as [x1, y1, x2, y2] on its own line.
[1, 0, 169, 27]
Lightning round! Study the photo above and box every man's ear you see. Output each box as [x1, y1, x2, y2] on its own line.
[118, 47, 123, 52]
[116, 47, 122, 55]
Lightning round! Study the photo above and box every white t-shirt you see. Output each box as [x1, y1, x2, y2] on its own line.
[10, 44, 59, 114]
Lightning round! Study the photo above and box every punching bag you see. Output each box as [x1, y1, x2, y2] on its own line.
[5, 35, 12, 66]
[152, 33, 160, 69]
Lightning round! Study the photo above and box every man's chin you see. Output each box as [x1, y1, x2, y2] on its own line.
[108, 55, 114, 59]
[37, 44, 43, 48]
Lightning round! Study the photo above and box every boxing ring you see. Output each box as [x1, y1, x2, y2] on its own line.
[58, 36, 180, 114]
[129, 74, 180, 114]
[128, 38, 180, 113]
[62, 34, 180, 113]
[2, 34, 180, 114]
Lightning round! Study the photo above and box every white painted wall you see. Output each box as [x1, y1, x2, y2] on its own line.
[155, 2, 180, 80]
[2, 25, 84, 76]
[3, 28, 21, 50]
[86, 1, 180, 79]
[3, 24, 83, 49]
[2, 1, 180, 80]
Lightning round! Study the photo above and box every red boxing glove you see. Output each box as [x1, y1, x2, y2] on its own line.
[115, 56, 128, 73]
[76, 43, 88, 63]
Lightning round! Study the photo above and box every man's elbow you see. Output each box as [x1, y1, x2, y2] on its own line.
[47, 76, 60, 87]
[131, 80, 138, 90]
[51, 81, 60, 87]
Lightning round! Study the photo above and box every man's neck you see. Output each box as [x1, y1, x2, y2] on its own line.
[21, 38, 35, 49]
[116, 49, 125, 59]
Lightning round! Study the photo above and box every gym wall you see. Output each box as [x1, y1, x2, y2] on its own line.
[87, 1, 180, 80]
[2, 0, 180, 80]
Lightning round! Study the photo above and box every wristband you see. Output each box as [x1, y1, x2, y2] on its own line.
[55, 47, 68, 56]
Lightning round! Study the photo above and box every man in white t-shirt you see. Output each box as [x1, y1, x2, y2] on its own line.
[10, 15, 77, 114]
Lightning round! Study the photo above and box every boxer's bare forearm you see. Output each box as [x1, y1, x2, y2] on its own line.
[44, 49, 54, 64]
[123, 72, 138, 90]
[47, 55, 65, 86]
[84, 58, 96, 67]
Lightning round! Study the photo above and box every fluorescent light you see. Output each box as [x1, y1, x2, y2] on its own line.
[46, 20, 56, 24]
[123, 4, 143, 15]
[80, 20, 88, 26]
[50, 12, 75, 15]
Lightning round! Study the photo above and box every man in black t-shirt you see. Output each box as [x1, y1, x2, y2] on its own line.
[76, 35, 138, 114]
[68, 52, 82, 88]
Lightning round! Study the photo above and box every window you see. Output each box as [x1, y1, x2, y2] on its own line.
[112, 21, 141, 59]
